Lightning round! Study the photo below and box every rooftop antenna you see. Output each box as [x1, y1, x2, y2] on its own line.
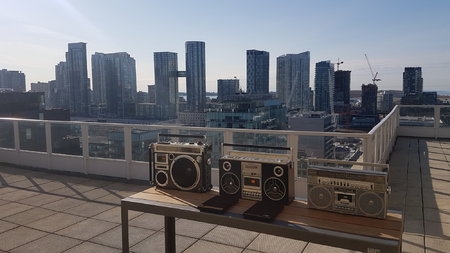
[365, 54, 381, 85]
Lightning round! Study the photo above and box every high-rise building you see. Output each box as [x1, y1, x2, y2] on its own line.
[377, 91, 394, 113]
[276, 52, 310, 111]
[92, 52, 137, 117]
[314, 61, 334, 114]
[403, 67, 423, 95]
[247, 50, 269, 94]
[66, 42, 89, 115]
[30, 82, 50, 108]
[148, 85, 156, 103]
[185, 41, 206, 112]
[217, 79, 239, 102]
[55, 62, 69, 109]
[289, 111, 335, 160]
[361, 84, 378, 115]
[334, 70, 351, 125]
[0, 69, 26, 92]
[154, 52, 179, 119]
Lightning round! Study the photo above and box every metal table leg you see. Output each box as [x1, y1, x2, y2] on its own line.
[121, 204, 129, 253]
[165, 216, 176, 253]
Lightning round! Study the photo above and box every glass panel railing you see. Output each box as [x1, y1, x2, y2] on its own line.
[51, 123, 82, 156]
[131, 128, 168, 162]
[0, 120, 14, 149]
[19, 121, 46, 152]
[440, 107, 450, 127]
[88, 125, 124, 159]
[232, 132, 288, 153]
[399, 107, 435, 127]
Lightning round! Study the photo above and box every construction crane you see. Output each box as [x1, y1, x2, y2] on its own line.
[365, 54, 381, 85]
[334, 58, 344, 71]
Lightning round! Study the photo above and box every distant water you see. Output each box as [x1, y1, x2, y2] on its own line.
[181, 95, 217, 100]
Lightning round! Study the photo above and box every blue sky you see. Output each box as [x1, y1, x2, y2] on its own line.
[1, 0, 449, 92]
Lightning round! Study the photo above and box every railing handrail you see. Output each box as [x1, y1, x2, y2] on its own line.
[0, 117, 370, 138]
[368, 105, 399, 135]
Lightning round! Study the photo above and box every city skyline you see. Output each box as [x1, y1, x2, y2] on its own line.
[1, 0, 449, 92]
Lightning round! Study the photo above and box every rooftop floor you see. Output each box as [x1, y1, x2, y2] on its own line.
[0, 137, 448, 252]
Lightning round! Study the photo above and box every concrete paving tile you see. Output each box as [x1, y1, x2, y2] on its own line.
[401, 233, 425, 253]
[0, 189, 40, 201]
[0, 199, 6, 206]
[94, 193, 122, 205]
[131, 231, 196, 253]
[64, 242, 121, 253]
[405, 205, 424, 220]
[0, 226, 48, 251]
[63, 183, 98, 193]
[90, 225, 156, 249]
[63, 202, 115, 217]
[48, 186, 84, 197]
[10, 234, 82, 253]
[0, 186, 18, 195]
[41, 197, 87, 211]
[4, 179, 37, 189]
[424, 221, 450, 238]
[26, 212, 86, 233]
[247, 233, 308, 253]
[79, 188, 111, 200]
[0, 174, 29, 184]
[17, 193, 64, 207]
[129, 213, 165, 230]
[92, 206, 142, 224]
[4, 207, 56, 225]
[0, 220, 18, 234]
[242, 250, 261, 253]
[424, 236, 450, 253]
[424, 196, 450, 210]
[302, 242, 361, 252]
[184, 239, 242, 253]
[36, 181, 68, 192]
[0, 202, 33, 219]
[404, 219, 425, 234]
[174, 219, 215, 238]
[203, 225, 258, 248]
[424, 208, 450, 223]
[55, 218, 118, 240]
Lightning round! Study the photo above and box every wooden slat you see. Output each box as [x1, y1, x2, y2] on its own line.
[128, 186, 403, 241]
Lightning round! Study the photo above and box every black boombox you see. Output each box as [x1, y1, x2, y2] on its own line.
[307, 166, 390, 219]
[149, 134, 212, 192]
[219, 144, 295, 205]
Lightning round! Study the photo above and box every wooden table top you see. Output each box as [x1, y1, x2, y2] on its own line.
[127, 187, 403, 242]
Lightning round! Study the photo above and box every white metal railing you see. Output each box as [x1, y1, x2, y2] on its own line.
[2, 104, 448, 196]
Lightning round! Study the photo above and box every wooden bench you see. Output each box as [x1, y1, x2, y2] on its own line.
[121, 187, 403, 253]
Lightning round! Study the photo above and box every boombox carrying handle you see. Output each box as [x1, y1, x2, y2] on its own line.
[157, 133, 206, 142]
[222, 143, 291, 151]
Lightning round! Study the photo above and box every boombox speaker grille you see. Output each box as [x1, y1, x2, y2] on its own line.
[309, 185, 332, 209]
[221, 173, 240, 195]
[357, 192, 384, 217]
[170, 155, 200, 190]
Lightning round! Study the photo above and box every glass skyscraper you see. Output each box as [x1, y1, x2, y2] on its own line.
[66, 42, 89, 116]
[92, 52, 137, 118]
[247, 50, 269, 95]
[276, 52, 310, 111]
[186, 41, 206, 112]
[314, 61, 335, 114]
[154, 52, 179, 119]
[217, 79, 239, 102]
[403, 67, 423, 95]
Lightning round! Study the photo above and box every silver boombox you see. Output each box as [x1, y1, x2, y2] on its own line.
[150, 134, 212, 192]
[219, 144, 295, 204]
[307, 166, 390, 219]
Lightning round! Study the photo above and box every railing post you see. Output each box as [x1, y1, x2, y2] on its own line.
[434, 106, 440, 139]
[13, 120, 20, 151]
[223, 131, 233, 156]
[363, 135, 375, 170]
[45, 121, 52, 170]
[81, 123, 89, 174]
[124, 126, 132, 180]
[287, 134, 299, 178]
